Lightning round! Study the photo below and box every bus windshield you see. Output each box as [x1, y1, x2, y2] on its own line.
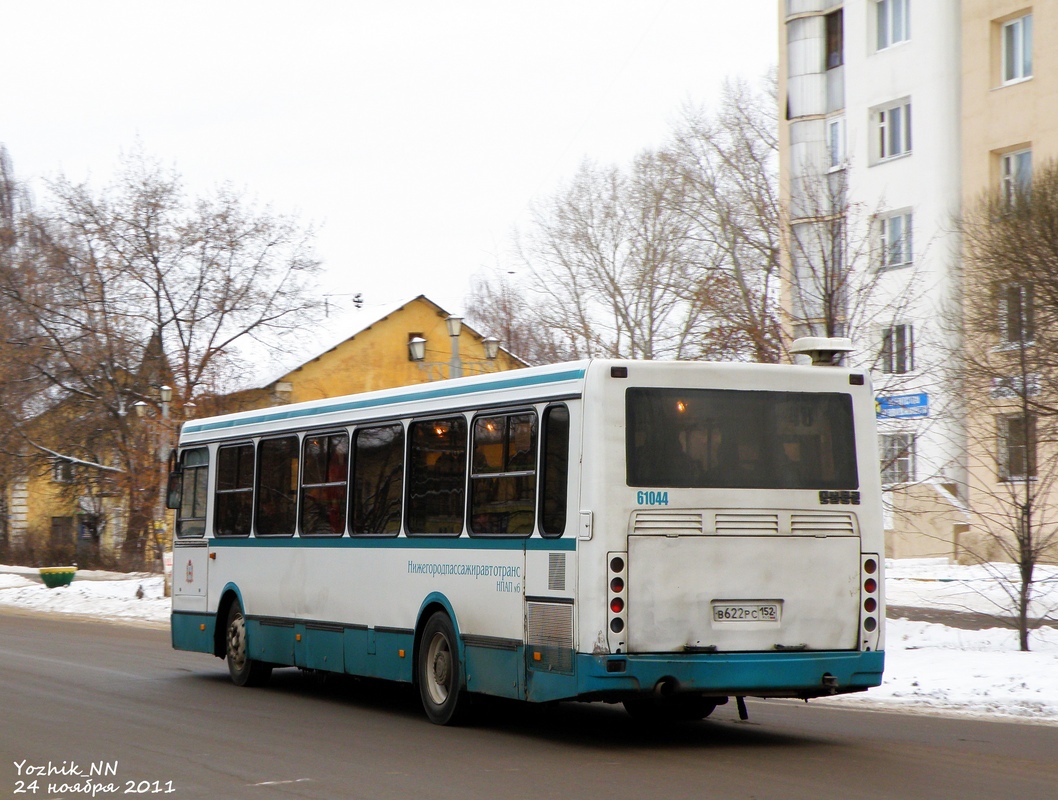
[626, 387, 858, 490]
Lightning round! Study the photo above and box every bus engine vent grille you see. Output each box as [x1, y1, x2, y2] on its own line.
[632, 511, 704, 534]
[791, 512, 856, 536]
[526, 601, 574, 674]
[714, 513, 780, 534]
[548, 553, 566, 591]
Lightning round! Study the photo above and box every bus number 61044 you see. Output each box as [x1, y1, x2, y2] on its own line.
[636, 490, 669, 506]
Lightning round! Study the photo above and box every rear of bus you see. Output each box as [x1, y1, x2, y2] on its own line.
[571, 358, 884, 712]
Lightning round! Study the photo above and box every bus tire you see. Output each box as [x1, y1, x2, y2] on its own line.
[225, 602, 272, 687]
[417, 612, 468, 725]
[623, 695, 718, 722]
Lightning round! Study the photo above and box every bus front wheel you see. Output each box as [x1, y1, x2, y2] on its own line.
[417, 612, 468, 725]
[225, 602, 272, 687]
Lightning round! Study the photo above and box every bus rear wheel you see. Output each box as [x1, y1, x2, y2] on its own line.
[623, 694, 718, 722]
[417, 612, 468, 725]
[225, 602, 272, 687]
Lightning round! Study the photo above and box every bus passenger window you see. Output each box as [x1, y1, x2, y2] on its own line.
[214, 444, 254, 537]
[540, 405, 570, 536]
[255, 436, 299, 537]
[300, 433, 349, 536]
[176, 447, 209, 538]
[351, 424, 404, 534]
[407, 417, 467, 535]
[469, 412, 537, 535]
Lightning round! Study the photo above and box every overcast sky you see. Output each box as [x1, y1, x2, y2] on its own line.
[5, 1, 777, 325]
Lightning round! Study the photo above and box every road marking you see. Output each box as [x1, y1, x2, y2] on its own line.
[251, 778, 313, 787]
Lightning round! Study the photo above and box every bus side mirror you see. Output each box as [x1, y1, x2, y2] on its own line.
[166, 470, 183, 510]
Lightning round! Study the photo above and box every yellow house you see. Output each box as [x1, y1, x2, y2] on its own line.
[228, 295, 527, 407]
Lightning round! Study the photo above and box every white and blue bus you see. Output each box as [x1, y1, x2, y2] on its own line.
[170, 348, 884, 724]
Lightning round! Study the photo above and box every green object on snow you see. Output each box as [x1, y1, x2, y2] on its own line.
[39, 566, 77, 588]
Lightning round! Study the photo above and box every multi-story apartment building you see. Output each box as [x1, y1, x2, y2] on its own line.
[779, 2, 1057, 559]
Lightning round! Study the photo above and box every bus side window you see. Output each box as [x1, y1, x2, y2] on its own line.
[351, 423, 404, 535]
[255, 436, 299, 537]
[215, 444, 254, 537]
[176, 447, 209, 538]
[539, 405, 570, 536]
[406, 417, 467, 535]
[300, 433, 348, 536]
[469, 411, 537, 535]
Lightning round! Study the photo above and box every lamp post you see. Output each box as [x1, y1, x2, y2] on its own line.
[406, 323, 501, 381]
[445, 315, 463, 378]
[134, 385, 180, 588]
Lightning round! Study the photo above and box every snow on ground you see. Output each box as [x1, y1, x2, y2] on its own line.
[1, 559, 1057, 723]
[0, 569, 169, 625]
[886, 557, 1058, 619]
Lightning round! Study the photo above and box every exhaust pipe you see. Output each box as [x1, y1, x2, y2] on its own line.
[654, 678, 679, 697]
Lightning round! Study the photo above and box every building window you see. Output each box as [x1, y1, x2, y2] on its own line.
[880, 433, 914, 485]
[1002, 14, 1033, 84]
[52, 460, 75, 484]
[998, 282, 1034, 345]
[50, 516, 75, 546]
[877, 0, 909, 50]
[881, 324, 914, 374]
[1001, 149, 1032, 206]
[879, 211, 913, 268]
[828, 117, 846, 170]
[826, 10, 843, 69]
[998, 414, 1036, 481]
[877, 101, 912, 160]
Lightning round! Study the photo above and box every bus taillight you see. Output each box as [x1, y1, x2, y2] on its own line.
[860, 554, 882, 651]
[607, 552, 628, 650]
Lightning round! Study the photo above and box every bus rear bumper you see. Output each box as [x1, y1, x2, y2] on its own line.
[528, 649, 884, 703]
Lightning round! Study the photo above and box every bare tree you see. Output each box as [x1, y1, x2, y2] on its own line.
[464, 272, 572, 365]
[512, 153, 705, 360]
[956, 159, 1058, 650]
[0, 147, 324, 567]
[664, 77, 784, 362]
[470, 76, 786, 364]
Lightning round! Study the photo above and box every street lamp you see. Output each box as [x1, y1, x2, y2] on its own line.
[445, 316, 464, 378]
[408, 336, 427, 362]
[159, 385, 172, 419]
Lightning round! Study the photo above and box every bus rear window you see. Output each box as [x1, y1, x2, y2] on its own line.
[626, 388, 858, 490]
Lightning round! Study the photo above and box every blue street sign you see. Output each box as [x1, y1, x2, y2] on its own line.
[876, 392, 929, 419]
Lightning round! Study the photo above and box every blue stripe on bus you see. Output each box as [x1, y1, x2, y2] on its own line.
[206, 536, 577, 551]
[183, 368, 587, 434]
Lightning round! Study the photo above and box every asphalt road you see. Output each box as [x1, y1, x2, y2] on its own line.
[2, 610, 1057, 800]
